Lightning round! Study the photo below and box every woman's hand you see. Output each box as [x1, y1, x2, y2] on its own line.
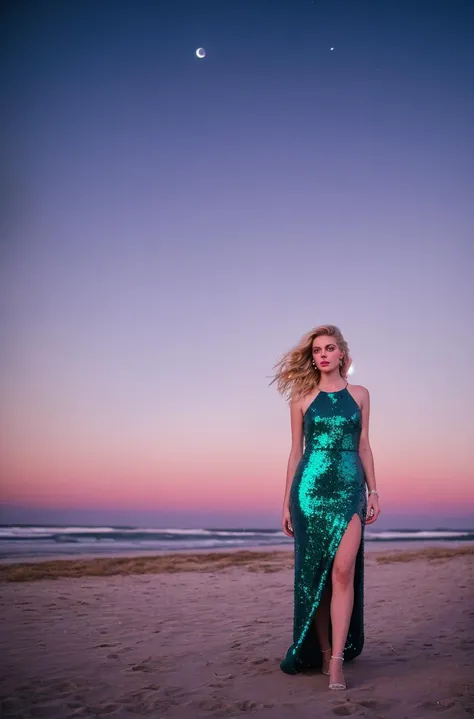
[282, 506, 294, 537]
[366, 495, 380, 525]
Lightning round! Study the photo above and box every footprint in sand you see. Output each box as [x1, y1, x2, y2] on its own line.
[332, 704, 360, 716]
[121, 685, 186, 715]
[419, 698, 457, 711]
[248, 657, 274, 675]
[207, 671, 235, 688]
[332, 698, 392, 716]
[196, 696, 272, 714]
[357, 699, 392, 710]
[235, 699, 270, 711]
[88, 702, 120, 715]
[195, 695, 229, 712]
[129, 657, 163, 673]
[117, 645, 134, 654]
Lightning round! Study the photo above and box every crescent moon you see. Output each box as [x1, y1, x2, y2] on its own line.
[196, 48, 206, 59]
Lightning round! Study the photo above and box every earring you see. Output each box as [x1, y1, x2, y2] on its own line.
[312, 359, 316, 369]
[339, 357, 344, 365]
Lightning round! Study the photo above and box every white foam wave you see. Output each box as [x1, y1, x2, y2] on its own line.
[366, 531, 471, 540]
[0, 526, 472, 542]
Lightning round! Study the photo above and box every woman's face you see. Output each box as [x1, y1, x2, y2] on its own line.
[312, 335, 344, 373]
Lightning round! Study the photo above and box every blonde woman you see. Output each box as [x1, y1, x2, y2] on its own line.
[271, 325, 380, 690]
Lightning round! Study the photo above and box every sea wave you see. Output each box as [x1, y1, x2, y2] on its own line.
[0, 525, 473, 543]
[0, 526, 281, 541]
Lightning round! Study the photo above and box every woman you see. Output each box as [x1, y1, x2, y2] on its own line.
[271, 325, 380, 690]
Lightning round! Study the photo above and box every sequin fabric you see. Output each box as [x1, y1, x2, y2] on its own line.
[280, 387, 367, 674]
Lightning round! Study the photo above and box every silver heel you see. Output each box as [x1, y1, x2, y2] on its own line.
[328, 655, 346, 690]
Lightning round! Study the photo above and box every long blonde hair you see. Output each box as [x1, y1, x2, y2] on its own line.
[270, 324, 351, 401]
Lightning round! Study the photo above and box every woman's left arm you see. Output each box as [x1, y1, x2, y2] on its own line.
[358, 387, 381, 524]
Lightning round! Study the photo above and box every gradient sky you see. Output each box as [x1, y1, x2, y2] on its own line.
[1, 0, 473, 529]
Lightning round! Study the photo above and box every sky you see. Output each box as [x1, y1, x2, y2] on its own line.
[1, 0, 473, 529]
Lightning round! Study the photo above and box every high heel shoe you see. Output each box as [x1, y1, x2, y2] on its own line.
[328, 655, 346, 690]
[320, 648, 331, 676]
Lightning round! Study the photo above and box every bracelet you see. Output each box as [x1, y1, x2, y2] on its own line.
[368, 490, 379, 498]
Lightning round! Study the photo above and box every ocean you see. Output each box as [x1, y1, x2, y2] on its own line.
[1, 525, 473, 561]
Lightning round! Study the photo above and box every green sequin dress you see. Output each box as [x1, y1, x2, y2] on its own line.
[280, 385, 367, 674]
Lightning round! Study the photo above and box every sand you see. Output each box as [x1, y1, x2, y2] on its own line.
[1, 547, 473, 719]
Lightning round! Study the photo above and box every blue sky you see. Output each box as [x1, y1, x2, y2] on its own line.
[1, 0, 473, 528]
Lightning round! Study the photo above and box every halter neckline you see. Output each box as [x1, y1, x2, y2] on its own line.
[317, 382, 349, 395]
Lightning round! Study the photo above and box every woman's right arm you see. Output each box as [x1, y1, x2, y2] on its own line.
[282, 397, 304, 509]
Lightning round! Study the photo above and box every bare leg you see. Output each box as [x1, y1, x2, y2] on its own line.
[313, 580, 332, 672]
[329, 514, 362, 687]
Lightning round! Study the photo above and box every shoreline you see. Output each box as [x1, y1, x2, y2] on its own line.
[0, 537, 471, 566]
[1, 543, 473, 583]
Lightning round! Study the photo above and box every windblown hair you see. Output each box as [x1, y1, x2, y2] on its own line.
[270, 324, 351, 401]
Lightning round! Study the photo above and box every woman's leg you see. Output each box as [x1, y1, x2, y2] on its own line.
[313, 579, 332, 672]
[329, 514, 362, 685]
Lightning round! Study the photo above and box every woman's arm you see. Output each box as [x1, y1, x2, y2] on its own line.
[358, 387, 381, 524]
[282, 397, 304, 508]
[358, 387, 377, 492]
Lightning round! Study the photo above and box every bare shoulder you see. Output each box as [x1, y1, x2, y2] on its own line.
[347, 384, 370, 404]
[348, 383, 369, 394]
[289, 390, 305, 413]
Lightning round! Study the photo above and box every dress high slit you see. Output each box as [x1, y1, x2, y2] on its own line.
[280, 386, 367, 674]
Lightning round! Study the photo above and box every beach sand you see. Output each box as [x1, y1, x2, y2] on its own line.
[1, 547, 473, 719]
